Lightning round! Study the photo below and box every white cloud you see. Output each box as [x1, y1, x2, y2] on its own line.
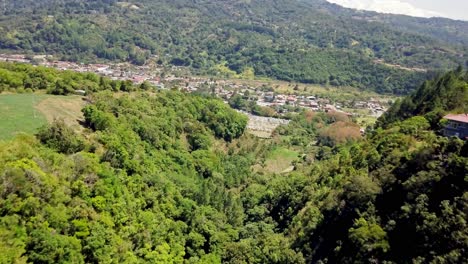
[326, 0, 443, 18]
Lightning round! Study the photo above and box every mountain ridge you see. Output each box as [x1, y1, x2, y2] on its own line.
[0, 0, 466, 94]
[318, 0, 468, 46]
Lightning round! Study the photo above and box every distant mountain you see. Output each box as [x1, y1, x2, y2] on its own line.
[319, 1, 468, 46]
[0, 0, 466, 93]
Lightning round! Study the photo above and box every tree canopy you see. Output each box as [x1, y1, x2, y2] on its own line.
[0, 58, 466, 263]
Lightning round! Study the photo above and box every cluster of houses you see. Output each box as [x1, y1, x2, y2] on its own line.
[1, 52, 388, 117]
[41, 60, 166, 87]
[259, 93, 347, 113]
[212, 87, 387, 117]
[0, 53, 166, 87]
[0, 54, 31, 63]
[350, 100, 386, 117]
[3, 53, 466, 140]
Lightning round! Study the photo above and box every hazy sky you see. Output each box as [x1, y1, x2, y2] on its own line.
[326, 0, 468, 21]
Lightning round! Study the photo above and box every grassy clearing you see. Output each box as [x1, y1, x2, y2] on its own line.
[0, 94, 49, 140]
[0, 93, 84, 140]
[268, 147, 299, 160]
[258, 147, 299, 174]
[356, 116, 378, 127]
[35, 95, 85, 129]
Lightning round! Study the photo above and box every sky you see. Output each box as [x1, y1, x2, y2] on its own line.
[326, 0, 468, 21]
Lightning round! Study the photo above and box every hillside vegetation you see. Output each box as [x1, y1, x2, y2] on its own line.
[378, 67, 468, 127]
[0, 64, 467, 263]
[322, 2, 468, 46]
[1, 0, 467, 93]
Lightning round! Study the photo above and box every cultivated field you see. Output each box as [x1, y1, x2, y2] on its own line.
[0, 93, 85, 140]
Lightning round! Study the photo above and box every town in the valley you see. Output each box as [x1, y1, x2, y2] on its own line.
[0, 53, 389, 135]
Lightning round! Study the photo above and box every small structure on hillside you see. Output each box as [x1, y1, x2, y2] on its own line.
[74, 89, 86, 96]
[443, 114, 468, 139]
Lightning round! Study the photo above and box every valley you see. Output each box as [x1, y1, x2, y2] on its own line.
[0, 53, 394, 124]
[0, 1, 466, 263]
[1, 0, 467, 94]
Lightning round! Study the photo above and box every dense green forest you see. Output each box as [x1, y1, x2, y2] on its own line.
[0, 65, 467, 263]
[1, 0, 467, 93]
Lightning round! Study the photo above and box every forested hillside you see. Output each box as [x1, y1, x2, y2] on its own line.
[0, 65, 467, 263]
[0, 0, 467, 93]
[1, 91, 255, 263]
[322, 1, 468, 46]
[378, 67, 468, 127]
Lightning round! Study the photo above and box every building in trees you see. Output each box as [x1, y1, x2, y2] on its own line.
[443, 114, 468, 139]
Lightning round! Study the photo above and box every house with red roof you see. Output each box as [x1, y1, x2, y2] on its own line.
[443, 114, 468, 139]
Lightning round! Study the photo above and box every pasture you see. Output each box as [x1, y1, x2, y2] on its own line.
[0, 93, 85, 140]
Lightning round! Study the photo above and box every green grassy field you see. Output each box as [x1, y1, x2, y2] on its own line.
[0, 94, 85, 140]
[0, 94, 49, 140]
[268, 147, 299, 160]
[356, 115, 378, 127]
[261, 147, 300, 173]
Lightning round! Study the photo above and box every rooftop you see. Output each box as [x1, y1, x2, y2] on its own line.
[444, 113, 468, 123]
